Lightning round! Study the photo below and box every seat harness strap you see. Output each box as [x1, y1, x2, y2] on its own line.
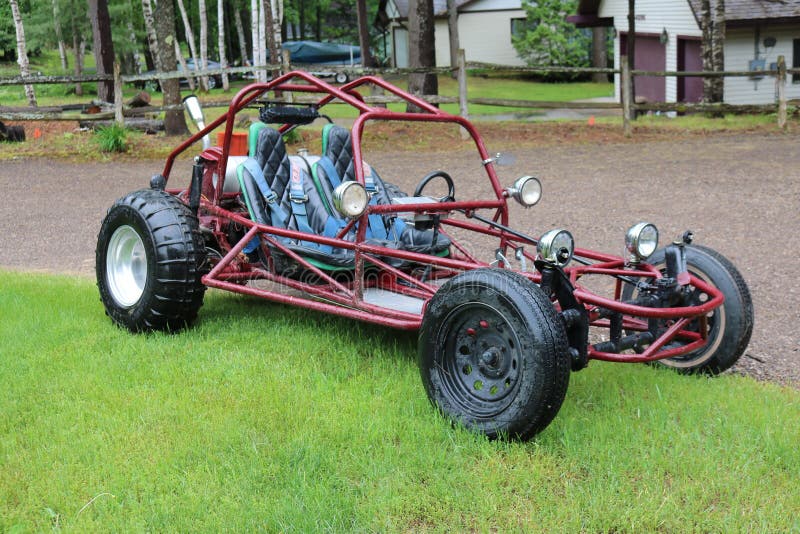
[241, 157, 288, 228]
[317, 156, 388, 240]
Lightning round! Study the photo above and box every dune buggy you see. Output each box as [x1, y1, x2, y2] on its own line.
[96, 72, 753, 440]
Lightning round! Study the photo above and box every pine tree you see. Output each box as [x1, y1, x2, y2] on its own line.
[512, 0, 591, 75]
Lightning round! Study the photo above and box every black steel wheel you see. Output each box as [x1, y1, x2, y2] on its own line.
[96, 189, 206, 332]
[622, 245, 753, 374]
[419, 268, 570, 440]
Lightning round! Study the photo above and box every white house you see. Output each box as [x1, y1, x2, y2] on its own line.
[569, 0, 800, 105]
[376, 0, 527, 68]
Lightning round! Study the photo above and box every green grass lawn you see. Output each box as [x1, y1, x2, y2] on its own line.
[1, 271, 798, 531]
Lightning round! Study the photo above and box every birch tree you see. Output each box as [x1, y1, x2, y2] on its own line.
[711, 0, 725, 102]
[218, 0, 229, 90]
[234, 8, 249, 68]
[251, 0, 264, 81]
[51, 0, 68, 70]
[9, 0, 37, 106]
[174, 37, 195, 91]
[141, 0, 162, 78]
[701, 0, 725, 104]
[199, 0, 209, 90]
[176, 0, 202, 90]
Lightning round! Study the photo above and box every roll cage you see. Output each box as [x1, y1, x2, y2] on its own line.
[157, 70, 723, 366]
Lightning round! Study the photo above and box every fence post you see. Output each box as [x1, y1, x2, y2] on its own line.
[113, 62, 124, 126]
[622, 61, 632, 137]
[777, 55, 787, 130]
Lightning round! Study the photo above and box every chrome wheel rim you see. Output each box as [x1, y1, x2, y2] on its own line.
[106, 225, 147, 307]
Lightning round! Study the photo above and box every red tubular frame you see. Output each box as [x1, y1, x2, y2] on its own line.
[163, 71, 725, 363]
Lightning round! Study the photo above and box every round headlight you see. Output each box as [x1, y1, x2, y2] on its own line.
[537, 229, 574, 267]
[625, 222, 659, 261]
[507, 176, 542, 207]
[333, 181, 368, 218]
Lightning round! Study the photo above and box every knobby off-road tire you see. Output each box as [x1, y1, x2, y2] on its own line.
[418, 268, 571, 440]
[96, 189, 207, 332]
[623, 245, 753, 375]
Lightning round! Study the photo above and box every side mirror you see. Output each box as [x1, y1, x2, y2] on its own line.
[482, 152, 517, 166]
[183, 95, 210, 149]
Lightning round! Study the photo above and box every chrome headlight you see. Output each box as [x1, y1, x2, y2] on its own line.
[333, 181, 368, 218]
[506, 176, 542, 207]
[537, 229, 574, 267]
[625, 222, 659, 262]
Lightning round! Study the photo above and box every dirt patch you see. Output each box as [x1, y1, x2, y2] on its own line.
[1, 131, 798, 387]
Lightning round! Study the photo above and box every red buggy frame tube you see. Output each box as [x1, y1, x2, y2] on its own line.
[588, 317, 706, 362]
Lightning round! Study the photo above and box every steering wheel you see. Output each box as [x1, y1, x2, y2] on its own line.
[414, 171, 455, 202]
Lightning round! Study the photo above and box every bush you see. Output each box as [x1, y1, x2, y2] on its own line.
[94, 123, 128, 153]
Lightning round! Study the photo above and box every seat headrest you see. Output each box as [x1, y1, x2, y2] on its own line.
[322, 124, 355, 183]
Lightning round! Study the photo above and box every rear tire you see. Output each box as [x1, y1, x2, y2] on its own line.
[622, 245, 753, 374]
[418, 268, 570, 440]
[96, 189, 206, 332]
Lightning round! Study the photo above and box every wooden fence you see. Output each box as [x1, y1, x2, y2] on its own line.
[1, 49, 798, 135]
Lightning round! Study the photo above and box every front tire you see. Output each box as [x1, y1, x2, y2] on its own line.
[623, 245, 753, 374]
[418, 268, 570, 440]
[96, 189, 206, 332]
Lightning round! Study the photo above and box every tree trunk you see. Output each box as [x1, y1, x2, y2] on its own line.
[128, 19, 143, 73]
[626, 0, 635, 105]
[52, 0, 69, 71]
[126, 0, 143, 73]
[252, 0, 262, 80]
[407, 0, 438, 112]
[315, 3, 321, 42]
[592, 27, 607, 83]
[72, 29, 85, 97]
[711, 0, 725, 102]
[263, 0, 278, 65]
[153, 0, 189, 135]
[88, 0, 115, 103]
[356, 0, 375, 67]
[199, 0, 210, 91]
[447, 0, 459, 76]
[9, 0, 37, 106]
[298, 0, 305, 40]
[218, 0, 230, 90]
[700, 0, 713, 103]
[177, 0, 203, 90]
[256, 0, 270, 81]
[141, 0, 162, 72]
[174, 38, 195, 91]
[234, 8, 249, 67]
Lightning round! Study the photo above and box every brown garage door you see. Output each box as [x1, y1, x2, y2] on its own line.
[620, 33, 666, 103]
[678, 38, 703, 103]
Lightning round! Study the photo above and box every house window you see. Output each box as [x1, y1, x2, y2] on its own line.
[794, 39, 800, 83]
[511, 18, 529, 39]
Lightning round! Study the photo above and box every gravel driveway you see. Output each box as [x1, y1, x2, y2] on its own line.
[1, 133, 797, 386]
